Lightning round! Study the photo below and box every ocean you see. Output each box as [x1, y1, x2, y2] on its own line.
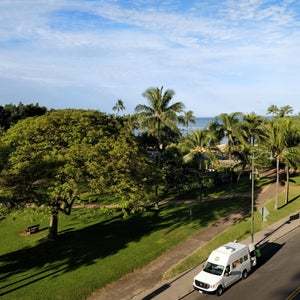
[179, 117, 214, 133]
[190, 117, 214, 130]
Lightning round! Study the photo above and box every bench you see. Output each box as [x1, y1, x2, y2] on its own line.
[26, 224, 40, 235]
[289, 213, 300, 222]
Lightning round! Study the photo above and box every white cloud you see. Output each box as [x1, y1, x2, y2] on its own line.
[0, 0, 299, 115]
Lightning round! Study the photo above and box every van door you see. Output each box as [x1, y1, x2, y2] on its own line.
[223, 265, 233, 288]
[228, 260, 242, 286]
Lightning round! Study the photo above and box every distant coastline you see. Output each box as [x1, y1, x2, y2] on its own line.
[190, 117, 214, 129]
[179, 117, 214, 132]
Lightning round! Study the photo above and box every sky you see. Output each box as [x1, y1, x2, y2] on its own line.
[0, 0, 300, 116]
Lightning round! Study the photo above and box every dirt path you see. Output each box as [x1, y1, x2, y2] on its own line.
[87, 212, 243, 300]
[255, 168, 288, 208]
[255, 181, 286, 208]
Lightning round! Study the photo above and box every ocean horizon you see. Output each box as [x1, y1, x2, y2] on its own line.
[179, 117, 214, 131]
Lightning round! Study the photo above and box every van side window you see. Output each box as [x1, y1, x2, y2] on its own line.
[232, 260, 240, 269]
[225, 265, 230, 273]
[244, 255, 248, 261]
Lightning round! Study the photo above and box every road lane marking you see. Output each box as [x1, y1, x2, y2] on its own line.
[287, 286, 300, 300]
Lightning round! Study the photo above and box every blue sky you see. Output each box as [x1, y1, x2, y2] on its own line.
[0, 0, 300, 116]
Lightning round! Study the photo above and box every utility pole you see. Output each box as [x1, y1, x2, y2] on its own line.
[251, 136, 255, 243]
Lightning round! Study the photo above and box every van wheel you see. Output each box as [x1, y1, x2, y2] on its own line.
[242, 269, 248, 279]
[216, 285, 223, 296]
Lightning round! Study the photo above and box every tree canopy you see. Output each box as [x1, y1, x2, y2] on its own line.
[0, 110, 152, 237]
[0, 102, 47, 131]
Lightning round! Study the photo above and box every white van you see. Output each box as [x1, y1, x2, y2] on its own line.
[193, 242, 255, 296]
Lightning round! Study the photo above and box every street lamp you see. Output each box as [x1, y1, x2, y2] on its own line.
[251, 136, 255, 244]
[250, 137, 273, 243]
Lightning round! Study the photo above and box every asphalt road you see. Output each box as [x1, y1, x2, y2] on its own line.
[184, 226, 300, 300]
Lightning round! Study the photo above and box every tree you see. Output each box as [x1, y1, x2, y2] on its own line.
[179, 129, 218, 200]
[179, 110, 196, 134]
[0, 102, 47, 130]
[206, 120, 224, 146]
[262, 118, 300, 209]
[87, 128, 153, 217]
[135, 87, 184, 208]
[112, 99, 125, 115]
[0, 110, 149, 238]
[215, 112, 242, 159]
[236, 113, 266, 173]
[135, 86, 184, 150]
[267, 104, 293, 118]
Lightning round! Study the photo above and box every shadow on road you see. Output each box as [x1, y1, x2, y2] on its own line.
[255, 241, 284, 270]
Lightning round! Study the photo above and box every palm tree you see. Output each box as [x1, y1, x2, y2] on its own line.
[135, 86, 184, 150]
[180, 110, 196, 135]
[267, 104, 293, 118]
[135, 87, 184, 208]
[216, 112, 242, 159]
[179, 129, 219, 200]
[206, 120, 224, 146]
[240, 113, 264, 143]
[113, 99, 125, 115]
[281, 121, 300, 204]
[262, 118, 300, 209]
[238, 113, 266, 172]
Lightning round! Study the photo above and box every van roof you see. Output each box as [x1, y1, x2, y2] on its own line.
[207, 242, 247, 266]
[216, 242, 246, 255]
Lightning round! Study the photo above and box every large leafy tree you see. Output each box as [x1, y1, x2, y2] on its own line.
[0, 110, 151, 238]
[87, 128, 153, 217]
[0, 102, 47, 130]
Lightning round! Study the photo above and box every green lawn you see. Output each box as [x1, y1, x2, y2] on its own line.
[0, 190, 249, 300]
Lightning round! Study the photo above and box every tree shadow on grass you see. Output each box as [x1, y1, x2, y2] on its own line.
[0, 186, 258, 297]
[0, 213, 161, 296]
[156, 195, 251, 236]
[279, 193, 300, 209]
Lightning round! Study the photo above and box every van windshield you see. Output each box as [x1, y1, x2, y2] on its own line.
[203, 262, 224, 276]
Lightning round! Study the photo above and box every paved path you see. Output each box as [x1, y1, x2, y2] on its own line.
[139, 213, 300, 300]
[87, 213, 243, 300]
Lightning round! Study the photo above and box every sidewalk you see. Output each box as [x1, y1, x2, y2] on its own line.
[135, 212, 300, 300]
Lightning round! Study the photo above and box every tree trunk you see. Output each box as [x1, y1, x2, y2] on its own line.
[154, 184, 159, 210]
[153, 120, 161, 211]
[199, 179, 203, 201]
[48, 208, 58, 240]
[275, 156, 280, 210]
[285, 163, 290, 205]
[198, 161, 203, 201]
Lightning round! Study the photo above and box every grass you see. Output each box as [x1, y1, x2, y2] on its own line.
[207, 177, 251, 197]
[79, 193, 117, 205]
[0, 189, 249, 300]
[164, 175, 300, 280]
